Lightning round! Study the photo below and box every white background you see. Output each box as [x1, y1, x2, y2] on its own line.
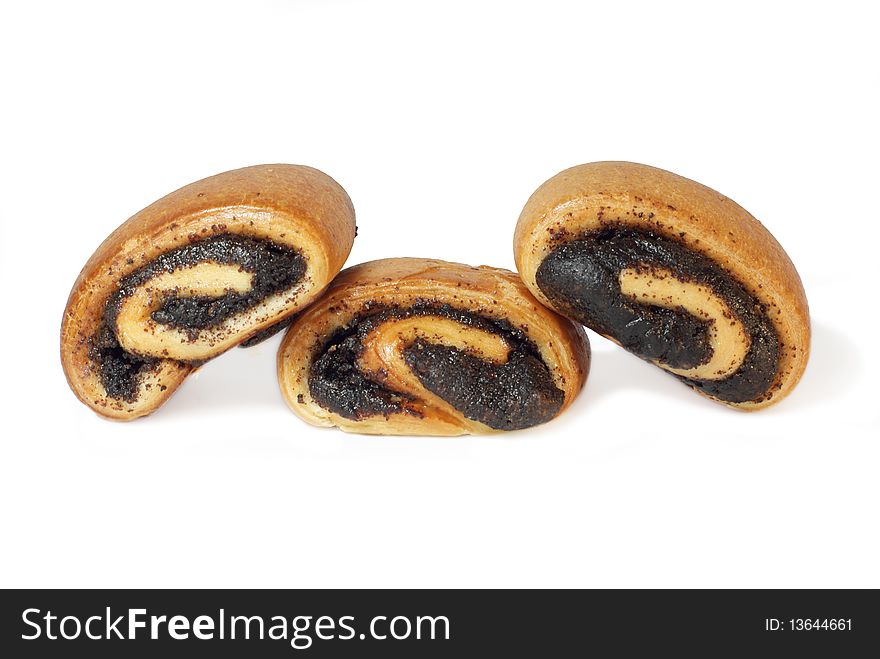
[1, 1, 877, 588]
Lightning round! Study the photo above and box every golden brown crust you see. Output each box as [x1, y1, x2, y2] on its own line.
[514, 161, 809, 410]
[61, 164, 356, 420]
[277, 258, 590, 435]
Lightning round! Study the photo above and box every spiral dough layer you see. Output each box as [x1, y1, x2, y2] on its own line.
[277, 258, 590, 435]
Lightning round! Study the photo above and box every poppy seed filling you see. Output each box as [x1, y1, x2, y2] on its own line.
[89, 234, 306, 403]
[535, 226, 779, 403]
[308, 304, 565, 430]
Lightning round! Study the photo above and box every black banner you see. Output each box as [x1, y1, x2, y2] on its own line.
[1, 589, 876, 656]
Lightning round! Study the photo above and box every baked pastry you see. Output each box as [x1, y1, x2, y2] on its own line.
[514, 161, 809, 410]
[62, 164, 356, 420]
[277, 258, 590, 435]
